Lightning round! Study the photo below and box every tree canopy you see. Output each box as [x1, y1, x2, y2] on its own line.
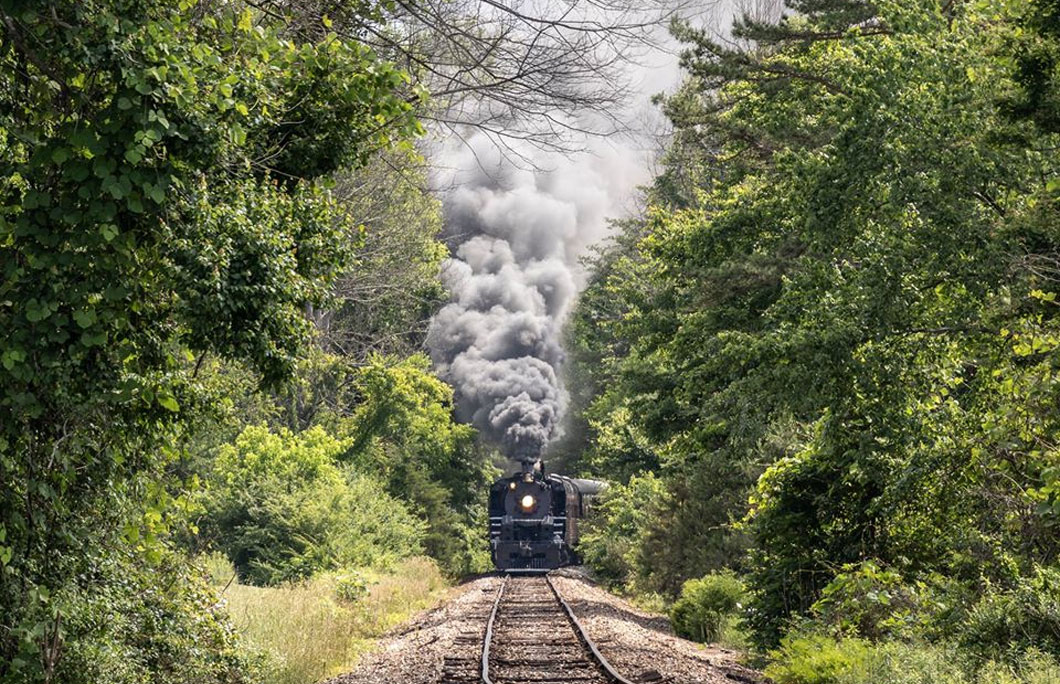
[0, 1, 421, 679]
[569, 0, 1060, 665]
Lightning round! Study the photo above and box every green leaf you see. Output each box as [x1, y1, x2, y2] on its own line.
[1, 349, 25, 370]
[25, 299, 52, 322]
[157, 391, 180, 412]
[73, 309, 96, 328]
[100, 223, 119, 242]
[80, 329, 106, 347]
[146, 184, 165, 204]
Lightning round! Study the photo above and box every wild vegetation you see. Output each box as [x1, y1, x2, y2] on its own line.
[0, 1, 488, 682]
[571, 0, 1060, 681]
[209, 555, 446, 684]
[6, 0, 1060, 683]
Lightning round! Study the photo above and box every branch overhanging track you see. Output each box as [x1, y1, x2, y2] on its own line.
[476, 572, 638, 684]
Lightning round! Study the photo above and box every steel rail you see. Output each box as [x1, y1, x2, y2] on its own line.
[480, 572, 637, 684]
[480, 573, 509, 684]
[545, 573, 639, 684]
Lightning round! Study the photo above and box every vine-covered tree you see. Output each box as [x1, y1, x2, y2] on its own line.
[0, 1, 420, 680]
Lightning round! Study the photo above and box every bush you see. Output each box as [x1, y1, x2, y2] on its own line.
[766, 635, 1060, 684]
[960, 566, 1060, 663]
[765, 633, 873, 684]
[841, 640, 969, 684]
[55, 548, 265, 684]
[810, 561, 941, 640]
[202, 425, 425, 584]
[333, 570, 369, 603]
[200, 550, 238, 587]
[669, 570, 746, 643]
[977, 651, 1060, 684]
[579, 473, 667, 589]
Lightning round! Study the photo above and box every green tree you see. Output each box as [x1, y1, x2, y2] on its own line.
[0, 1, 419, 678]
[340, 355, 495, 575]
[570, 0, 1060, 653]
[201, 424, 425, 585]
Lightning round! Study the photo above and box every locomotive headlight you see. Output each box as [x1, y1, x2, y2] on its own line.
[519, 494, 536, 511]
[509, 482, 517, 490]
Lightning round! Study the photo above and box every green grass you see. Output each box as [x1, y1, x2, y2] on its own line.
[214, 557, 447, 684]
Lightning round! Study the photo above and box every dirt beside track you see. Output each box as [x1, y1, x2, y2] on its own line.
[325, 571, 766, 684]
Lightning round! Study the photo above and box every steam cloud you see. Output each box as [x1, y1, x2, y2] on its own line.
[424, 3, 755, 464]
[427, 136, 644, 461]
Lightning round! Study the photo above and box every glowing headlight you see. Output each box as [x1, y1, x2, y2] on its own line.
[509, 482, 517, 490]
[520, 494, 536, 510]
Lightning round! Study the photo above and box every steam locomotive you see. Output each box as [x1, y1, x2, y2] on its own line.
[488, 463, 605, 571]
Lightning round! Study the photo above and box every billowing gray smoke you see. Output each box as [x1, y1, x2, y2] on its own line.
[428, 137, 644, 462]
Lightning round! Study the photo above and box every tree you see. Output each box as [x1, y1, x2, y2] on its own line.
[0, 1, 419, 679]
[246, 0, 682, 154]
[569, 0, 1060, 650]
[314, 147, 449, 361]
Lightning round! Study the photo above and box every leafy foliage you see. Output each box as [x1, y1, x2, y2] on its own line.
[669, 570, 746, 644]
[578, 473, 667, 590]
[0, 0, 421, 679]
[765, 635, 1060, 684]
[567, 0, 1060, 669]
[808, 561, 941, 642]
[338, 354, 494, 576]
[190, 352, 494, 580]
[201, 424, 425, 585]
[961, 566, 1060, 663]
[53, 548, 266, 684]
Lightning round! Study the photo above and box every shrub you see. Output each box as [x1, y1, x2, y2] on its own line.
[765, 633, 873, 684]
[810, 561, 942, 640]
[669, 570, 746, 643]
[767, 636, 1060, 684]
[579, 473, 667, 589]
[842, 640, 968, 684]
[333, 570, 369, 603]
[977, 650, 1060, 684]
[202, 425, 425, 584]
[200, 550, 238, 587]
[55, 548, 265, 684]
[960, 566, 1060, 663]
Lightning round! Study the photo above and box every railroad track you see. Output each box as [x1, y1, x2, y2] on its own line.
[463, 573, 637, 684]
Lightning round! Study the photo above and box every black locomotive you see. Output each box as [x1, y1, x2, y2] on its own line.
[488, 463, 605, 571]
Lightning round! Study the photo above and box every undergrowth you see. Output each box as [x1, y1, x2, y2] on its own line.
[214, 556, 446, 684]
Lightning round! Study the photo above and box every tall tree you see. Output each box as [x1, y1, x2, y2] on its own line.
[0, 1, 418, 678]
[570, 0, 1060, 647]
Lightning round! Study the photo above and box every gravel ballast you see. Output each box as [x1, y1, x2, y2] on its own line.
[550, 571, 765, 684]
[326, 571, 765, 684]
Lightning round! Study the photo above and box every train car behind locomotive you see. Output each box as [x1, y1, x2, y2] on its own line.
[488, 464, 605, 571]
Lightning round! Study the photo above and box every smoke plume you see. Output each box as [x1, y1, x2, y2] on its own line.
[427, 136, 644, 461]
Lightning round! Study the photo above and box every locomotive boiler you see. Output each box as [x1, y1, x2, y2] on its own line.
[488, 463, 605, 571]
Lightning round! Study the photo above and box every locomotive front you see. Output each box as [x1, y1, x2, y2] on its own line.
[488, 469, 572, 571]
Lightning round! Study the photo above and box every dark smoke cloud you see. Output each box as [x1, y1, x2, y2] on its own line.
[425, 2, 764, 464]
[427, 136, 644, 460]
